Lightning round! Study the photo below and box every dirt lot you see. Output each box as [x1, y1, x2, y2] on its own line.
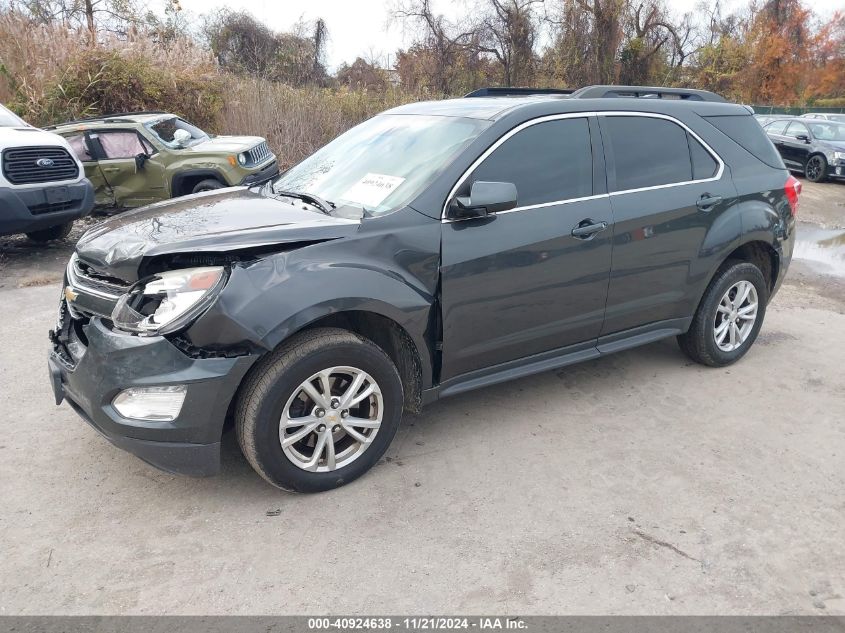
[0, 179, 843, 615]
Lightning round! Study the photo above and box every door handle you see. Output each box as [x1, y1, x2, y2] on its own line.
[571, 220, 608, 239]
[696, 195, 723, 212]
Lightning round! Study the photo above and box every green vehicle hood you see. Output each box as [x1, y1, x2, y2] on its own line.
[189, 135, 265, 153]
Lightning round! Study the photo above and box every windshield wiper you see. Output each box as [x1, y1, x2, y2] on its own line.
[273, 189, 335, 215]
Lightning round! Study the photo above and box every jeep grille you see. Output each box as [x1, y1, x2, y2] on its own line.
[247, 141, 272, 166]
[2, 146, 79, 184]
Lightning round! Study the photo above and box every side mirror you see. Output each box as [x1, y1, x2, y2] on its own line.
[796, 134, 810, 143]
[449, 181, 517, 220]
[134, 153, 149, 170]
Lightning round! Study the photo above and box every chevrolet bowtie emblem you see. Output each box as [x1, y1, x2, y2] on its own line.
[64, 286, 78, 302]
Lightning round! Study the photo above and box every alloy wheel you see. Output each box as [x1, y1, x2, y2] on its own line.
[713, 280, 758, 352]
[279, 366, 383, 472]
[806, 157, 823, 181]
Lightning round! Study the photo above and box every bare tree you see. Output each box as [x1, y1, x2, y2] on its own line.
[476, 0, 543, 86]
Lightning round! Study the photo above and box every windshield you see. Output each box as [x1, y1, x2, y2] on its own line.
[0, 104, 27, 127]
[145, 116, 209, 148]
[271, 114, 491, 215]
[807, 121, 845, 141]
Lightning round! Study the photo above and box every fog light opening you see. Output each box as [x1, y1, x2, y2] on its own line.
[112, 386, 187, 422]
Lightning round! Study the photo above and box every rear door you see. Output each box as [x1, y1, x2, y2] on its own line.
[62, 132, 114, 206]
[89, 129, 168, 207]
[597, 113, 736, 336]
[782, 121, 812, 169]
[440, 115, 614, 380]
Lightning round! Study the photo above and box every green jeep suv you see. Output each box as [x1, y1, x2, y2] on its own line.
[48, 112, 278, 208]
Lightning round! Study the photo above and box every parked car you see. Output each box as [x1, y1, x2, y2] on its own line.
[50, 85, 799, 492]
[48, 112, 278, 209]
[0, 104, 94, 241]
[801, 112, 845, 123]
[764, 117, 845, 182]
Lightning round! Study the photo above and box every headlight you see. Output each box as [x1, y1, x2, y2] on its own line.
[237, 152, 248, 166]
[111, 267, 227, 336]
[834, 151, 845, 161]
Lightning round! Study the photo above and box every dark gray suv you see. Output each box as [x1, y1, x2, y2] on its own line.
[49, 85, 800, 492]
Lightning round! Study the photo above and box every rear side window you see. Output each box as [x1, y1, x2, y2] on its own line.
[704, 114, 784, 169]
[602, 116, 692, 191]
[470, 117, 593, 206]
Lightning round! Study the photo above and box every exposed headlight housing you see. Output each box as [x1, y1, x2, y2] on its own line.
[111, 267, 227, 336]
[237, 152, 248, 166]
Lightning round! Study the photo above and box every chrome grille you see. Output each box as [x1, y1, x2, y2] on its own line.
[2, 146, 79, 184]
[247, 141, 272, 165]
[69, 256, 131, 299]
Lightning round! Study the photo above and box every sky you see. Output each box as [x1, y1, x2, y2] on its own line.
[176, 0, 845, 72]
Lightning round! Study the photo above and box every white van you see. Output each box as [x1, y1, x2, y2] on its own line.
[1, 104, 94, 241]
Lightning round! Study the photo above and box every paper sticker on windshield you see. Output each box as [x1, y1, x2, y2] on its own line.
[342, 173, 405, 208]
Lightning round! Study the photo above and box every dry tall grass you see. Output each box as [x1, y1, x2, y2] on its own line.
[220, 79, 422, 168]
[0, 11, 430, 168]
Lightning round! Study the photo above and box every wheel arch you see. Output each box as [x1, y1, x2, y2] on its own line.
[171, 169, 229, 197]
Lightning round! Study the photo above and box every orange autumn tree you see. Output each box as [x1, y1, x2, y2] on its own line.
[805, 11, 845, 102]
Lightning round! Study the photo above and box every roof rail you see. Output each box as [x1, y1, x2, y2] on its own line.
[45, 110, 170, 129]
[464, 87, 574, 98]
[570, 85, 726, 103]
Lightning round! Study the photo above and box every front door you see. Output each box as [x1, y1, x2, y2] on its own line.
[782, 121, 812, 170]
[440, 116, 613, 381]
[89, 129, 168, 207]
[597, 113, 737, 335]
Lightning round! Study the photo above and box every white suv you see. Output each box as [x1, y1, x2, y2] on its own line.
[1, 104, 94, 241]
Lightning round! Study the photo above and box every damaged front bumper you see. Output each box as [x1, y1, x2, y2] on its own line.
[49, 301, 258, 476]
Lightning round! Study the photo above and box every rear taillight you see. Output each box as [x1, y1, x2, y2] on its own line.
[785, 175, 801, 217]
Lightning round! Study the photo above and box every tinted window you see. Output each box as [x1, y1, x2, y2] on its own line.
[705, 114, 784, 169]
[603, 116, 691, 191]
[469, 118, 593, 207]
[785, 122, 809, 138]
[688, 133, 718, 180]
[765, 120, 789, 135]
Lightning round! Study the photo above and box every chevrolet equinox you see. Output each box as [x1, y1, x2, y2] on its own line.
[49, 85, 800, 492]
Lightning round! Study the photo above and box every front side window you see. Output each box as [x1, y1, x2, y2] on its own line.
[785, 122, 810, 139]
[145, 117, 209, 148]
[96, 131, 147, 159]
[603, 116, 692, 191]
[765, 120, 790, 135]
[466, 118, 593, 207]
[272, 114, 491, 216]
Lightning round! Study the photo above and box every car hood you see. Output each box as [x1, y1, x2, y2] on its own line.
[1, 126, 73, 149]
[75, 187, 360, 282]
[820, 140, 845, 151]
[192, 135, 266, 153]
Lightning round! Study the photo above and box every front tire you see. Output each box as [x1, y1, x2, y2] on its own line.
[677, 261, 769, 367]
[25, 221, 73, 242]
[191, 179, 225, 194]
[236, 328, 404, 493]
[805, 155, 827, 183]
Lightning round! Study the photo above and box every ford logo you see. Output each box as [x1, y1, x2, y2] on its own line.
[36, 158, 55, 167]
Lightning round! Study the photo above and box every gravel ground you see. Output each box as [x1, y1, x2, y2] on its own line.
[0, 179, 843, 615]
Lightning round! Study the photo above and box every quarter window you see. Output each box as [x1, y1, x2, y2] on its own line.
[64, 133, 92, 162]
[468, 118, 593, 207]
[603, 116, 693, 191]
[688, 134, 718, 180]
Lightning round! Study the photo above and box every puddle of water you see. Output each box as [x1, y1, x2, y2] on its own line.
[793, 223, 845, 277]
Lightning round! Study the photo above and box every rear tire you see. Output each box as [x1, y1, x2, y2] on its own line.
[191, 179, 225, 194]
[805, 155, 827, 183]
[25, 221, 73, 242]
[677, 261, 769, 367]
[236, 327, 404, 493]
